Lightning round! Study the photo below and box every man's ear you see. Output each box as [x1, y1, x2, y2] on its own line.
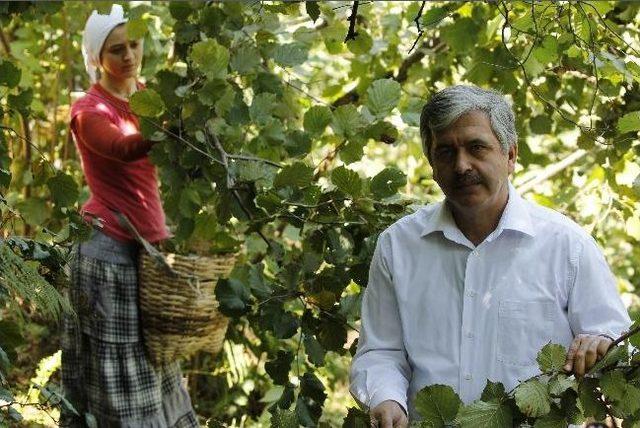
[507, 143, 517, 174]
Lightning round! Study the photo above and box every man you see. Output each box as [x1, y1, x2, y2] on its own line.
[349, 85, 631, 427]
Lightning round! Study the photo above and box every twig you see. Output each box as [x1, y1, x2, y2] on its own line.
[574, 2, 600, 127]
[579, 0, 640, 58]
[344, 1, 359, 42]
[611, 322, 640, 347]
[0, 125, 57, 175]
[209, 131, 272, 249]
[408, 1, 426, 54]
[227, 154, 282, 168]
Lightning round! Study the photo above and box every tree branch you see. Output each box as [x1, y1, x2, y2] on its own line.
[516, 149, 588, 195]
[0, 27, 11, 56]
[344, 1, 359, 42]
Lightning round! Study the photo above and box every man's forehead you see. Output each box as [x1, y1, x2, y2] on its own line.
[432, 123, 496, 146]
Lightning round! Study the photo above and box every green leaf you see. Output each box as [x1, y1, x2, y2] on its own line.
[274, 162, 314, 189]
[342, 407, 370, 428]
[514, 379, 551, 417]
[533, 406, 567, 428]
[126, 17, 148, 40]
[230, 46, 261, 74]
[265, 350, 293, 385]
[617, 111, 640, 134]
[617, 385, 640, 415]
[169, 1, 193, 20]
[346, 31, 373, 55]
[536, 343, 567, 373]
[8, 89, 33, 115]
[273, 43, 308, 67]
[421, 7, 448, 27]
[440, 18, 480, 53]
[270, 408, 299, 428]
[306, 1, 320, 22]
[600, 370, 627, 401]
[332, 166, 362, 198]
[578, 377, 607, 420]
[456, 400, 513, 428]
[190, 39, 230, 80]
[530, 115, 553, 135]
[364, 121, 398, 144]
[370, 167, 406, 198]
[414, 384, 461, 426]
[630, 321, 640, 348]
[15, 197, 48, 226]
[198, 79, 228, 106]
[304, 334, 326, 366]
[331, 104, 366, 137]
[0, 60, 21, 88]
[480, 380, 507, 403]
[0, 385, 13, 403]
[317, 319, 346, 351]
[47, 172, 78, 207]
[283, 130, 312, 158]
[130, 89, 165, 118]
[547, 374, 577, 396]
[532, 36, 559, 64]
[588, 344, 627, 374]
[296, 373, 327, 425]
[8, 406, 23, 422]
[249, 92, 277, 125]
[0, 167, 11, 188]
[214, 278, 251, 317]
[303, 105, 332, 136]
[366, 79, 401, 118]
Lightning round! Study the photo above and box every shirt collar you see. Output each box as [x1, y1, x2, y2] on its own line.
[420, 182, 536, 241]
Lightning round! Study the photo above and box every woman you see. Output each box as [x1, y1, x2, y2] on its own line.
[61, 5, 198, 427]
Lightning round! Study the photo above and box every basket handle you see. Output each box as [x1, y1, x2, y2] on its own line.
[114, 211, 203, 294]
[114, 211, 175, 275]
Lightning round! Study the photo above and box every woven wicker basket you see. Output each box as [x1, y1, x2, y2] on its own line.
[138, 251, 237, 366]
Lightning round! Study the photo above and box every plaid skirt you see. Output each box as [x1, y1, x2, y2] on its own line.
[60, 230, 199, 428]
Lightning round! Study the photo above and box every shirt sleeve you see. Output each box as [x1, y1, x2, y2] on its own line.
[349, 231, 411, 413]
[568, 236, 631, 339]
[71, 112, 154, 162]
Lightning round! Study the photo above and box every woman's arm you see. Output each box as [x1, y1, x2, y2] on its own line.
[72, 111, 154, 162]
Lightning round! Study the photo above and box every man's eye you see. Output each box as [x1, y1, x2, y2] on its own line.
[130, 42, 138, 48]
[436, 150, 453, 160]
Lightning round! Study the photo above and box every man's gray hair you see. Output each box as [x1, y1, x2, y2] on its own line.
[419, 85, 518, 158]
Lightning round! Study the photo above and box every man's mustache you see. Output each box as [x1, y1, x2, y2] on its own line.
[453, 172, 482, 187]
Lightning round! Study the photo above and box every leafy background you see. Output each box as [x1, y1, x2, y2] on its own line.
[1, 1, 640, 426]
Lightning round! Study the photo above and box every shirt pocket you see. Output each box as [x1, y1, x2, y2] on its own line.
[497, 299, 555, 366]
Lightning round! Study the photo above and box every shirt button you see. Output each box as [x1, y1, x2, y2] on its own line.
[466, 331, 474, 339]
[464, 374, 472, 380]
[467, 290, 476, 298]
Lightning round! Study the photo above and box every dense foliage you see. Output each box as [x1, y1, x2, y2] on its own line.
[1, 1, 640, 426]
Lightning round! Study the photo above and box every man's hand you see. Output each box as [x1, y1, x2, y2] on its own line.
[370, 400, 408, 428]
[563, 334, 613, 377]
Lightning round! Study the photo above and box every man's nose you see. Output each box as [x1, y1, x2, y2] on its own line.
[454, 150, 472, 173]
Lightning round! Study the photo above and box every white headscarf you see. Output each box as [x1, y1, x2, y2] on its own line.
[81, 4, 128, 83]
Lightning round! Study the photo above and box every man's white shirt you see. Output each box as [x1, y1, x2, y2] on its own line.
[349, 183, 631, 419]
